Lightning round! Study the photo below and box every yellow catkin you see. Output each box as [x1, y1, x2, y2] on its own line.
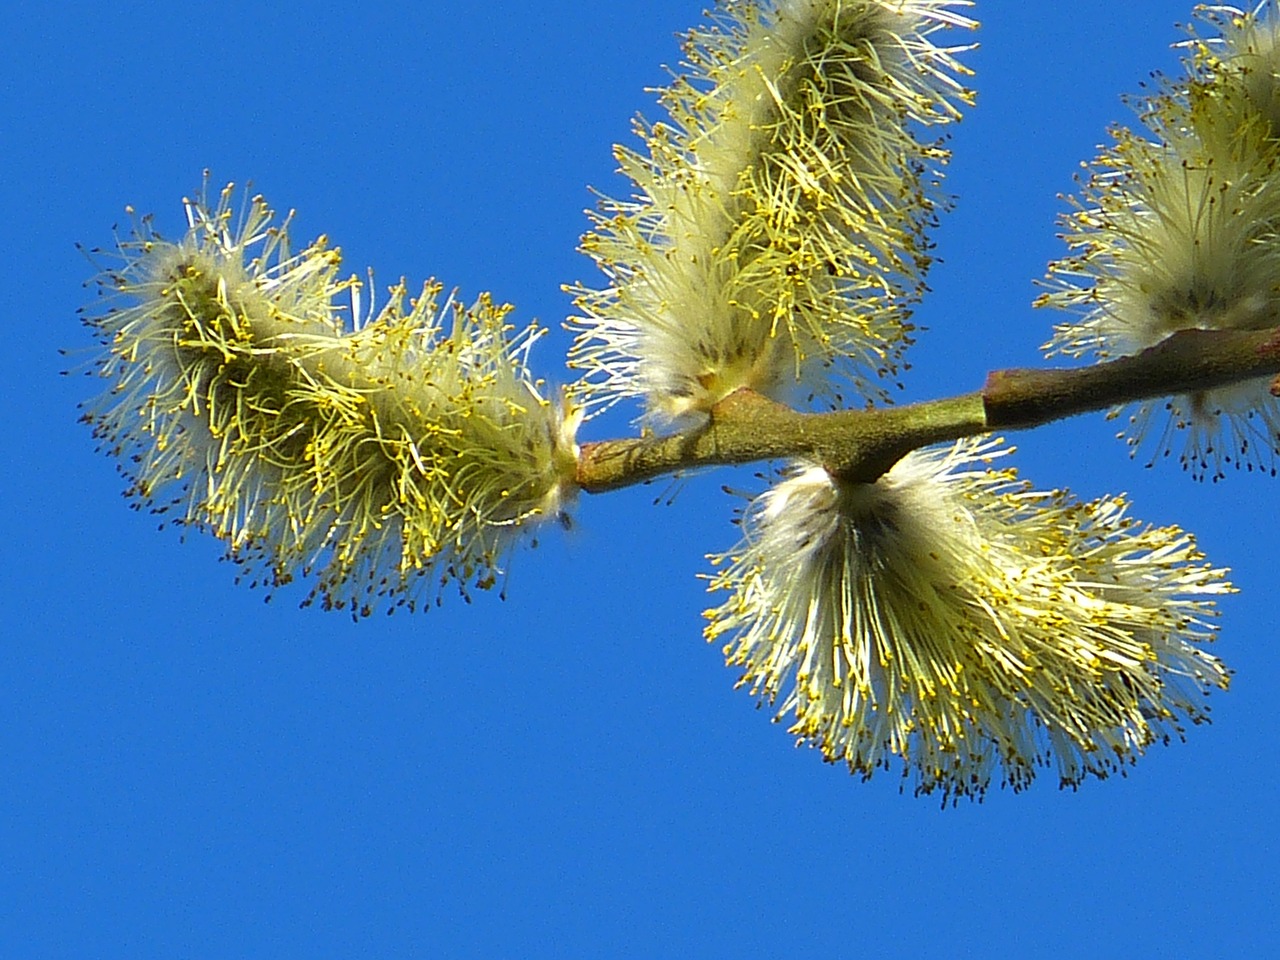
[567, 0, 975, 421]
[1039, 2, 1280, 479]
[82, 181, 581, 616]
[704, 440, 1232, 804]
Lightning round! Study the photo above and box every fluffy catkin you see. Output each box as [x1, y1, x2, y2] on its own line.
[82, 182, 580, 616]
[568, 0, 975, 421]
[704, 440, 1232, 803]
[1040, 2, 1280, 478]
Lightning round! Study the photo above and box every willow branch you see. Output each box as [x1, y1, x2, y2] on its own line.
[575, 326, 1280, 492]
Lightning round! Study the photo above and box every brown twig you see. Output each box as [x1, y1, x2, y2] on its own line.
[575, 326, 1280, 493]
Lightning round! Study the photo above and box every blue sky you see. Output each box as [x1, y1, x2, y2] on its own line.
[4, 2, 1277, 957]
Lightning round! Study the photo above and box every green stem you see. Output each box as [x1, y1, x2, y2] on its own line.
[575, 326, 1280, 492]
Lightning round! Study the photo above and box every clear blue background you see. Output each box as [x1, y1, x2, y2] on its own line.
[3, 2, 1276, 957]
